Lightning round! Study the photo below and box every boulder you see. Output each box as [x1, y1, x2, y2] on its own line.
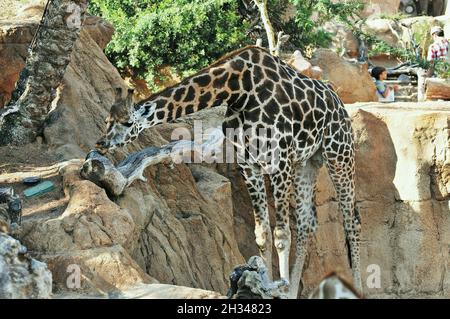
[286, 51, 322, 80]
[323, 22, 360, 59]
[0, 232, 52, 298]
[364, 19, 402, 47]
[310, 49, 377, 103]
[42, 245, 158, 295]
[358, 0, 401, 18]
[425, 78, 450, 100]
[0, 8, 449, 300]
[16, 159, 243, 296]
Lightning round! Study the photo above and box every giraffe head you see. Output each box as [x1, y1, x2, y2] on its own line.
[309, 272, 361, 299]
[96, 87, 156, 154]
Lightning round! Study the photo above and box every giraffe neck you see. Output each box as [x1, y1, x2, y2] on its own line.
[135, 46, 268, 127]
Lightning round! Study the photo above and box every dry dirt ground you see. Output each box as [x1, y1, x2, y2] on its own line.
[0, 143, 68, 221]
[0, 0, 30, 19]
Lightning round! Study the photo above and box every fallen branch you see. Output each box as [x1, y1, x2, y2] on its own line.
[81, 128, 225, 196]
[0, 159, 83, 184]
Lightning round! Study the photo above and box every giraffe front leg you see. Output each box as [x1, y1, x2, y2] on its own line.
[238, 162, 273, 280]
[268, 160, 293, 287]
[289, 160, 319, 299]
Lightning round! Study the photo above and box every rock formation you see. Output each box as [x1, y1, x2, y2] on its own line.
[0, 7, 449, 299]
[425, 78, 450, 100]
[310, 49, 378, 103]
[0, 232, 52, 298]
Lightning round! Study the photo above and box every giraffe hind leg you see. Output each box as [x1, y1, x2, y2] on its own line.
[288, 156, 321, 299]
[323, 140, 362, 293]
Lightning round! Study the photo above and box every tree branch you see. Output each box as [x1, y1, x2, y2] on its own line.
[253, 0, 277, 55]
[81, 128, 225, 196]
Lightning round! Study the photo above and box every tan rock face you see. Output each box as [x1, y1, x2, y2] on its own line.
[323, 22, 360, 59]
[426, 78, 450, 101]
[286, 51, 322, 80]
[1, 16, 243, 297]
[310, 49, 378, 104]
[1, 13, 449, 299]
[359, 0, 401, 18]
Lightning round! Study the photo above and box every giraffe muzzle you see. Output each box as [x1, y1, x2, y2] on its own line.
[95, 139, 110, 155]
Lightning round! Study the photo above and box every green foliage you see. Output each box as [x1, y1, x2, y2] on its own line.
[89, 0, 251, 91]
[434, 60, 450, 79]
[279, 0, 365, 55]
[361, 19, 445, 73]
[378, 13, 409, 21]
[89, 0, 364, 90]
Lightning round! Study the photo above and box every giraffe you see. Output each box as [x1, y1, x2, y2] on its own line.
[309, 272, 361, 299]
[95, 45, 362, 298]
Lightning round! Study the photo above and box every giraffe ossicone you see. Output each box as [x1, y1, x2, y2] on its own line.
[96, 45, 362, 298]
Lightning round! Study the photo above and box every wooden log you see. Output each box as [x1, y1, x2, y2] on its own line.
[81, 128, 225, 196]
[0, 159, 83, 184]
[387, 67, 419, 77]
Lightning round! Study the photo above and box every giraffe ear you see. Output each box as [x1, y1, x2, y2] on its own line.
[125, 88, 135, 106]
[114, 87, 123, 102]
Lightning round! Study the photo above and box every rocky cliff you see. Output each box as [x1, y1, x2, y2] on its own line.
[0, 10, 449, 299]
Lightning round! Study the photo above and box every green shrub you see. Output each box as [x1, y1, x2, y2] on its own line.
[279, 0, 365, 55]
[89, 0, 251, 91]
[89, 0, 364, 91]
[434, 60, 450, 79]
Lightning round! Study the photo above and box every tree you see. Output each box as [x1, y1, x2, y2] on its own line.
[88, 0, 251, 92]
[89, 0, 364, 90]
[0, 0, 89, 146]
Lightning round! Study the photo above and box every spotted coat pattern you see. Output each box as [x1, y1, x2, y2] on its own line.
[96, 45, 362, 298]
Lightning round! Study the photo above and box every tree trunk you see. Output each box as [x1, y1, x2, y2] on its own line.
[254, 0, 277, 56]
[417, 68, 428, 102]
[0, 0, 89, 146]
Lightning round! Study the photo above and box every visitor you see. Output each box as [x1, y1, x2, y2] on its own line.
[427, 26, 449, 63]
[371, 67, 398, 102]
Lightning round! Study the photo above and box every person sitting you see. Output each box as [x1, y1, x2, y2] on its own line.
[427, 26, 449, 63]
[371, 67, 398, 102]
